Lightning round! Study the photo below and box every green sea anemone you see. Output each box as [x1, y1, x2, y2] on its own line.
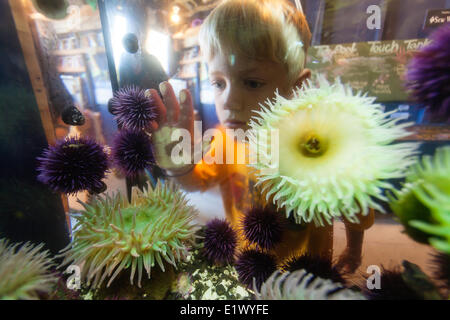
[254, 270, 366, 300]
[248, 76, 419, 226]
[390, 182, 435, 244]
[0, 238, 57, 300]
[58, 181, 200, 289]
[391, 146, 450, 253]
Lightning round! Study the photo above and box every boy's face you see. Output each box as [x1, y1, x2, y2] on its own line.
[207, 52, 293, 130]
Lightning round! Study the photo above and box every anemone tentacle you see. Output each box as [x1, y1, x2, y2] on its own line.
[249, 76, 419, 226]
[254, 270, 365, 300]
[58, 181, 200, 289]
[391, 146, 450, 253]
[0, 239, 57, 300]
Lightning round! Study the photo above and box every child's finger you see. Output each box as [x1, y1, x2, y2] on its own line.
[176, 89, 194, 133]
[159, 81, 180, 125]
[145, 89, 166, 125]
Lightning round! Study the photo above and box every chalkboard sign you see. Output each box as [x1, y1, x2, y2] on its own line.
[306, 39, 431, 102]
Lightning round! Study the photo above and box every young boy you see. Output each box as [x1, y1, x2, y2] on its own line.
[146, 0, 373, 273]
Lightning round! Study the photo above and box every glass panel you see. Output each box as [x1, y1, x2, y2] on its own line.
[2, 0, 448, 300]
[72, 0, 450, 297]
[25, 1, 127, 215]
[0, 0, 70, 254]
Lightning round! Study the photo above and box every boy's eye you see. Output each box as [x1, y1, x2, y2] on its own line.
[211, 80, 225, 90]
[244, 79, 265, 89]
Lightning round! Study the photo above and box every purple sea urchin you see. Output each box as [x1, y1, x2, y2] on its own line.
[249, 76, 419, 226]
[281, 254, 345, 284]
[111, 129, 155, 177]
[203, 219, 237, 265]
[110, 86, 158, 131]
[58, 181, 200, 289]
[37, 136, 109, 194]
[363, 265, 422, 300]
[363, 261, 442, 300]
[0, 238, 57, 300]
[406, 24, 450, 122]
[241, 206, 284, 250]
[235, 249, 277, 290]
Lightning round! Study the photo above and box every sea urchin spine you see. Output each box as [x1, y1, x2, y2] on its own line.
[241, 206, 284, 250]
[203, 219, 237, 265]
[235, 249, 277, 290]
[111, 128, 155, 177]
[37, 136, 109, 195]
[110, 85, 158, 131]
[281, 254, 345, 284]
[406, 23, 450, 122]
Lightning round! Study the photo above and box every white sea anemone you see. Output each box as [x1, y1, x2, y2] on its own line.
[254, 270, 366, 300]
[249, 76, 419, 226]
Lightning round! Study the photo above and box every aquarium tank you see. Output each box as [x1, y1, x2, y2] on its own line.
[0, 0, 449, 306]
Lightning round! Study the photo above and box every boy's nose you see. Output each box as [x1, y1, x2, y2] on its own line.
[222, 86, 243, 111]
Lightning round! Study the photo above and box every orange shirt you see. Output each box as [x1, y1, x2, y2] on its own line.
[192, 125, 374, 263]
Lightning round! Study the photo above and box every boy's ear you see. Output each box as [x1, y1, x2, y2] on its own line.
[293, 68, 311, 90]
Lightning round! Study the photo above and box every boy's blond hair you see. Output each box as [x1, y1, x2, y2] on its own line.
[199, 0, 311, 85]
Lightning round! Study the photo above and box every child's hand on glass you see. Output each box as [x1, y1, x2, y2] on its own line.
[145, 81, 195, 175]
